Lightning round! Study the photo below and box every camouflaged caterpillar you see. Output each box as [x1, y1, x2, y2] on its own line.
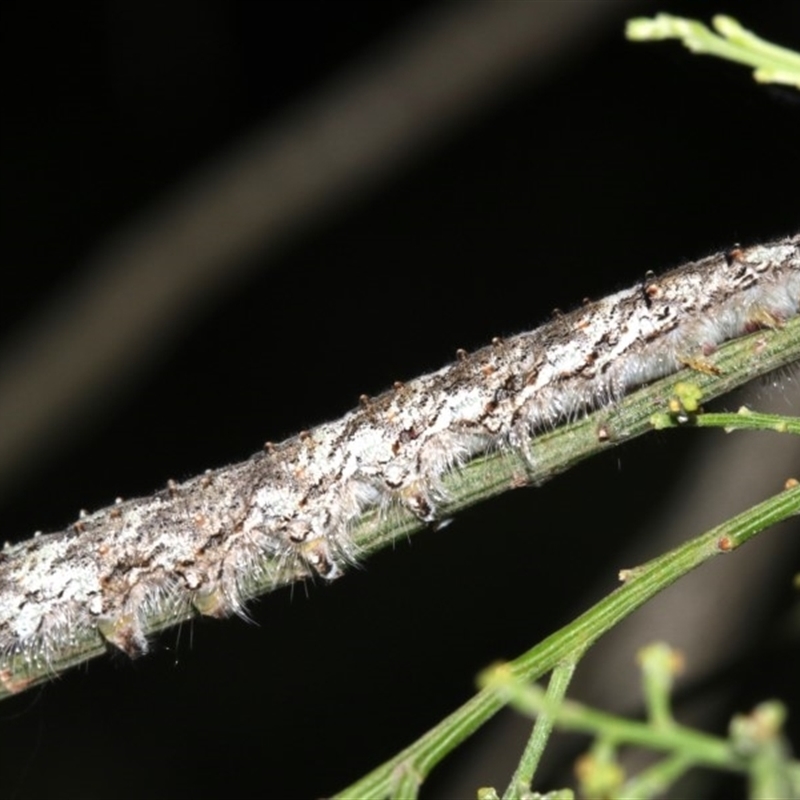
[1, 234, 799, 693]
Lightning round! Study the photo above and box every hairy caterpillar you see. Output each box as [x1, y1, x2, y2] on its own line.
[1, 234, 798, 694]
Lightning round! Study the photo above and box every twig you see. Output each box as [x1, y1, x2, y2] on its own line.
[339, 483, 800, 798]
[626, 14, 800, 88]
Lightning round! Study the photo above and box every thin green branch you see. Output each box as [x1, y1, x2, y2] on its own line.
[621, 753, 695, 800]
[626, 14, 800, 89]
[653, 403, 800, 436]
[488, 680, 739, 773]
[502, 659, 578, 800]
[496, 687, 800, 799]
[335, 483, 800, 798]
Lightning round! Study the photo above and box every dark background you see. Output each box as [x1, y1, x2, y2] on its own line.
[1, 2, 799, 798]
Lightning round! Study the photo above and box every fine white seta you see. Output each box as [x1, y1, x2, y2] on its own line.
[1, 234, 798, 691]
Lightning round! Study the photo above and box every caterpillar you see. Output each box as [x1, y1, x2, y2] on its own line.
[1, 233, 798, 694]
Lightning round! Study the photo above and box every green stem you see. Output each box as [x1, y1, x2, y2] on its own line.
[621, 754, 694, 800]
[497, 683, 741, 773]
[692, 410, 800, 436]
[502, 659, 578, 800]
[626, 14, 800, 89]
[335, 484, 800, 798]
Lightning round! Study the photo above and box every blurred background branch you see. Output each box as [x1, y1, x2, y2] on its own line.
[0, 0, 621, 500]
